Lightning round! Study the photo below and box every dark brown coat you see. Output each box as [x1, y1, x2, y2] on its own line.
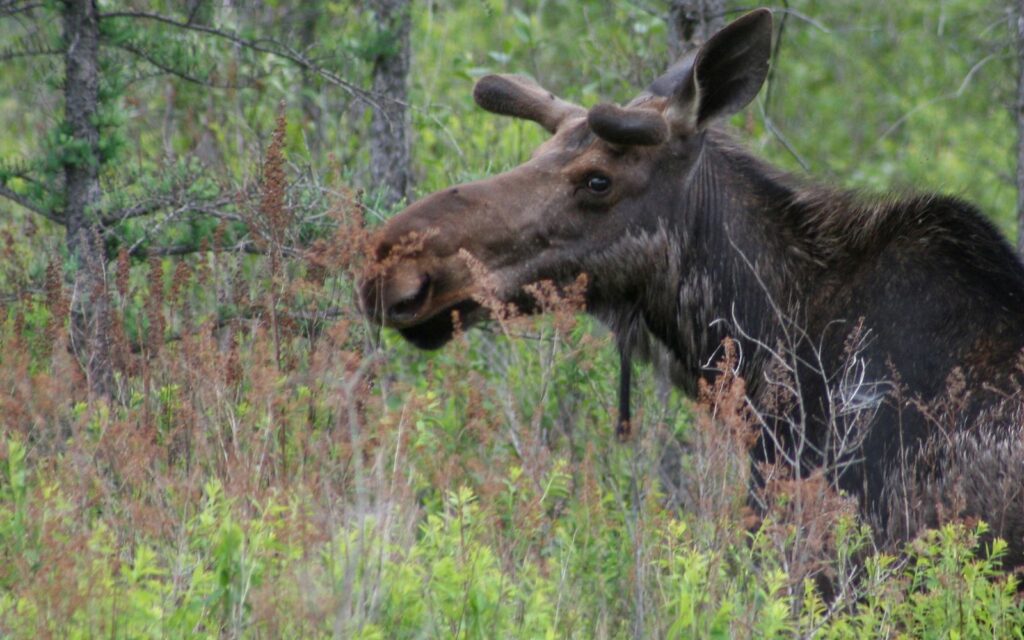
[361, 9, 1024, 565]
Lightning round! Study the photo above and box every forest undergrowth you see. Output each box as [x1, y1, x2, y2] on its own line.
[0, 113, 1022, 639]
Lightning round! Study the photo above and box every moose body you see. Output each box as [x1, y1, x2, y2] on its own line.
[361, 10, 1024, 564]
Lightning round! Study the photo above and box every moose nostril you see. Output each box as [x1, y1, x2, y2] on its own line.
[374, 241, 393, 262]
[388, 274, 431, 320]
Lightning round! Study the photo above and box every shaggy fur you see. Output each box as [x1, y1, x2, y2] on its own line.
[361, 9, 1024, 566]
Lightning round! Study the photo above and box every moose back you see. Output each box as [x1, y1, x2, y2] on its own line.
[360, 9, 1024, 564]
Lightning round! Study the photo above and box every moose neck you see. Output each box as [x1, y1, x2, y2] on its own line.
[592, 131, 807, 400]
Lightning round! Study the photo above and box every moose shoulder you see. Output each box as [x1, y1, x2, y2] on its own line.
[360, 9, 1024, 565]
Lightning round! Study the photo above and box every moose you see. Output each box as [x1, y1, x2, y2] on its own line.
[360, 9, 1024, 564]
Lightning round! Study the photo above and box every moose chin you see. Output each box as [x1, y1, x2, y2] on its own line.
[360, 9, 1024, 567]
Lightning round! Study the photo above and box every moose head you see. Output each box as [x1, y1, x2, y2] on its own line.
[360, 9, 773, 353]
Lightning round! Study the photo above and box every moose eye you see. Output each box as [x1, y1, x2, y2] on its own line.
[585, 173, 612, 194]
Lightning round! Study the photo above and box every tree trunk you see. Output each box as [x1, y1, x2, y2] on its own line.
[368, 0, 411, 210]
[1016, 0, 1024, 254]
[667, 0, 726, 59]
[64, 0, 113, 398]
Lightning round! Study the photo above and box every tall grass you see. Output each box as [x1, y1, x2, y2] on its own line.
[0, 119, 1021, 639]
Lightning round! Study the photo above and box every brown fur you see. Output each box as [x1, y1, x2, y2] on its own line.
[360, 9, 1024, 567]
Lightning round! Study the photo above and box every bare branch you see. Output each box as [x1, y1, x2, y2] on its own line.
[185, 203, 245, 223]
[101, 195, 241, 227]
[0, 21, 62, 61]
[99, 10, 387, 109]
[140, 304, 350, 353]
[771, 7, 831, 33]
[756, 0, 812, 173]
[185, 0, 203, 26]
[100, 200, 167, 227]
[130, 243, 210, 257]
[0, 285, 43, 304]
[0, 182, 63, 225]
[106, 40, 250, 89]
[131, 240, 300, 258]
[0, 47, 61, 62]
[876, 52, 1002, 144]
[0, 1, 45, 17]
[762, 116, 811, 172]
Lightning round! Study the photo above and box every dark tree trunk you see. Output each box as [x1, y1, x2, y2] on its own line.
[1016, 0, 1024, 254]
[668, 0, 725, 59]
[63, 0, 113, 398]
[368, 0, 411, 209]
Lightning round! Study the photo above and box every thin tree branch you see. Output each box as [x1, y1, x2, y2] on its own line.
[137, 305, 350, 352]
[186, 204, 245, 223]
[757, 0, 811, 172]
[101, 200, 167, 226]
[106, 40, 250, 89]
[131, 240, 300, 258]
[876, 53, 1002, 144]
[0, 285, 43, 304]
[762, 0, 788, 111]
[766, 7, 830, 33]
[101, 195, 241, 227]
[0, 47, 61, 62]
[99, 10, 386, 109]
[0, 182, 63, 224]
[763, 116, 810, 172]
[185, 0, 203, 26]
[0, 159, 52, 190]
[0, 1, 45, 17]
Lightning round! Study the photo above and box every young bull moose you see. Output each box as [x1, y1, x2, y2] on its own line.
[360, 9, 1024, 565]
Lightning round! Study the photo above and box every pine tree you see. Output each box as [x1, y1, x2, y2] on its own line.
[0, 1, 403, 398]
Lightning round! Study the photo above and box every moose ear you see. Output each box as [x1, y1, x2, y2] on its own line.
[665, 8, 772, 132]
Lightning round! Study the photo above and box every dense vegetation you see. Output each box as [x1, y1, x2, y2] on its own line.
[1, 1, 1023, 637]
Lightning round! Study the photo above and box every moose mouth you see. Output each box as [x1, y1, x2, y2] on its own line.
[395, 299, 482, 350]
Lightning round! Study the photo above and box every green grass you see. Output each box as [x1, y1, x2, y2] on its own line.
[0, 276, 1022, 637]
